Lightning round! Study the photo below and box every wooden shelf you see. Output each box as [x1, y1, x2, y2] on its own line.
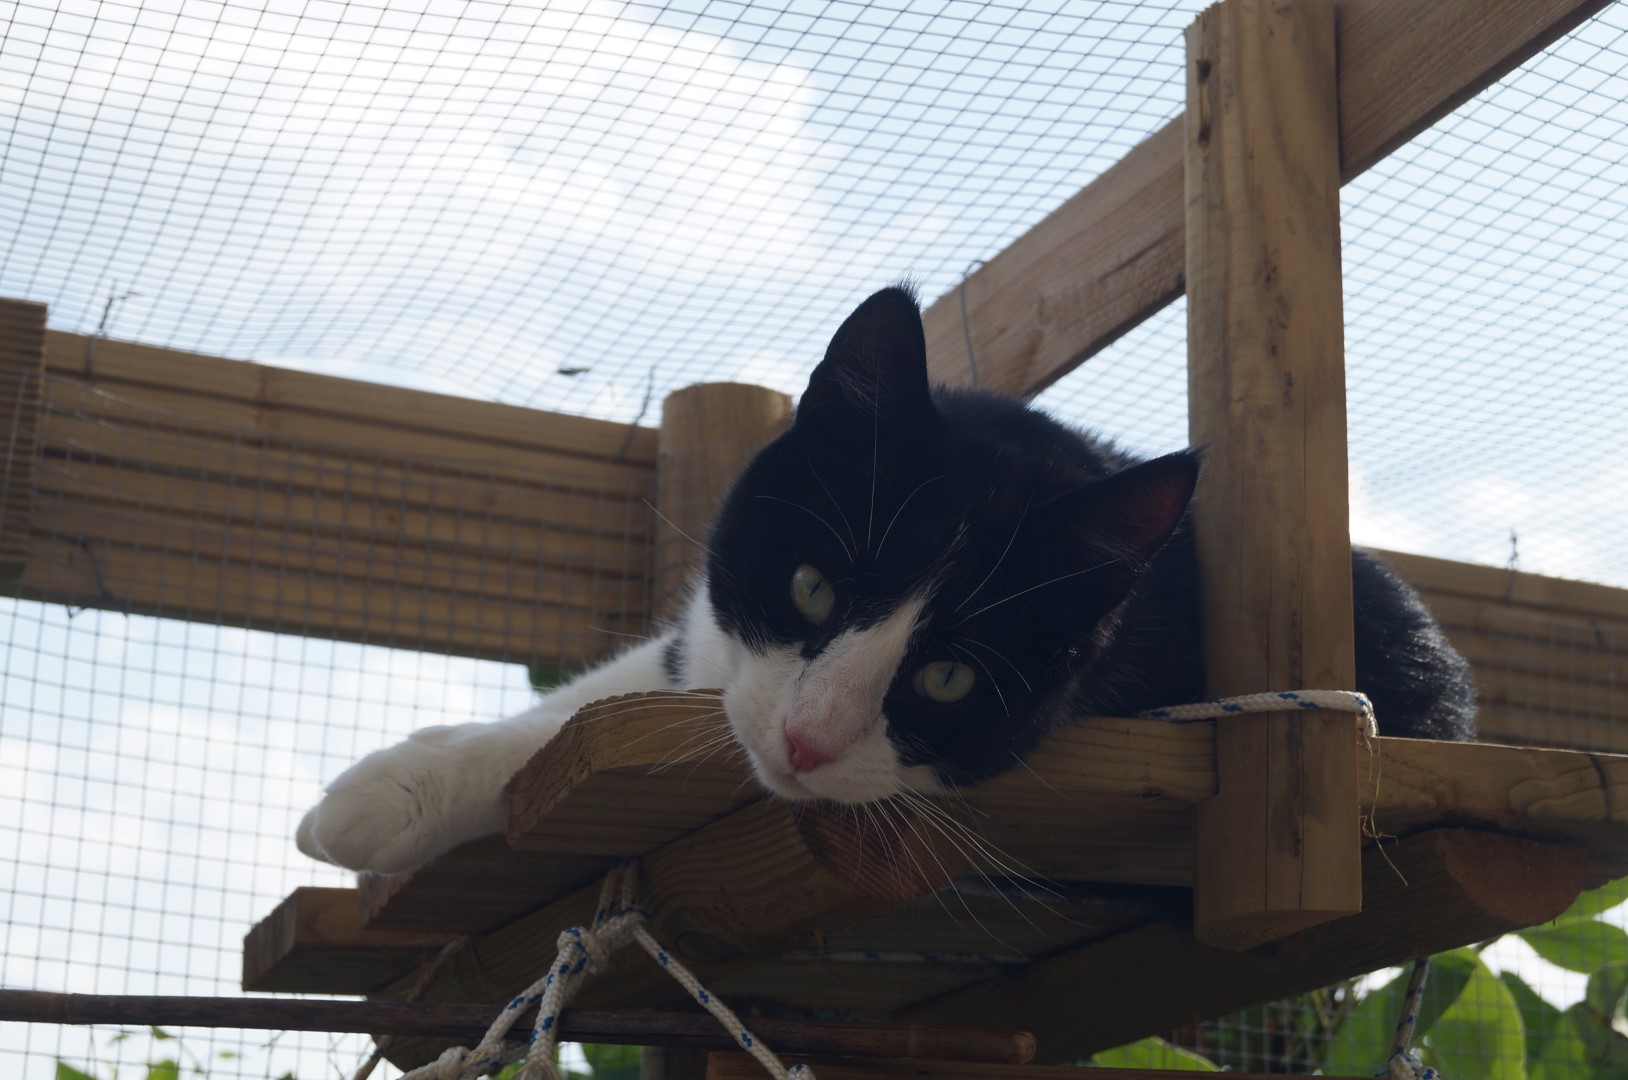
[244, 691, 1628, 1067]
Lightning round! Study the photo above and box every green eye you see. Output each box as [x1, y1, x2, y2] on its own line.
[914, 661, 976, 703]
[790, 564, 835, 624]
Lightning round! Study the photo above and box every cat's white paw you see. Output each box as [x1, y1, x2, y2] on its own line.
[297, 724, 513, 875]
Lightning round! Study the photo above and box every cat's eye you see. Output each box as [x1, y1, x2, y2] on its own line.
[790, 564, 835, 624]
[914, 661, 976, 703]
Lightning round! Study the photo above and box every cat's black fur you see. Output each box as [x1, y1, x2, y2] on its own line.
[705, 285, 1475, 791]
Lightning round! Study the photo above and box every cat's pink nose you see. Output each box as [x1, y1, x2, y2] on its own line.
[786, 729, 838, 773]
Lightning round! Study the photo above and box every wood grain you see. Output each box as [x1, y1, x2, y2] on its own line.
[0, 299, 46, 577]
[905, 830, 1590, 1063]
[240, 887, 458, 994]
[43, 329, 658, 469]
[653, 382, 791, 620]
[1184, 0, 1361, 951]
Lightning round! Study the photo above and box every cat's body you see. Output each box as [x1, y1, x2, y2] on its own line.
[298, 287, 1474, 875]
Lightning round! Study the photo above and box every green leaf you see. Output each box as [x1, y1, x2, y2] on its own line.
[1422, 955, 1527, 1080]
[1566, 1000, 1628, 1075]
[1502, 970, 1564, 1059]
[1089, 1037, 1220, 1071]
[1587, 962, 1628, 1035]
[578, 1042, 644, 1079]
[142, 1061, 179, 1080]
[1520, 921, 1628, 973]
[1325, 968, 1409, 1075]
[1528, 1009, 1592, 1080]
[1555, 877, 1628, 922]
[146, 1028, 174, 1042]
[55, 1064, 101, 1080]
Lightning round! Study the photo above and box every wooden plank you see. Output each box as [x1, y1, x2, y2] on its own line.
[375, 798, 969, 1070]
[921, 119, 1186, 395]
[706, 1054, 1363, 1080]
[905, 829, 1591, 1063]
[240, 887, 458, 994]
[1184, 0, 1360, 951]
[1382, 547, 1628, 624]
[920, 0, 1611, 397]
[1336, 0, 1615, 179]
[653, 382, 791, 620]
[0, 300, 47, 576]
[11, 532, 644, 665]
[41, 406, 652, 543]
[2, 991, 1036, 1065]
[44, 329, 659, 468]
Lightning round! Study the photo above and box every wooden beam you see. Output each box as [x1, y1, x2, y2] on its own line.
[905, 829, 1590, 1063]
[43, 329, 658, 469]
[241, 888, 459, 994]
[1, 991, 1035, 1065]
[0, 299, 47, 577]
[9, 346, 653, 666]
[372, 798, 967, 1070]
[1378, 547, 1628, 624]
[706, 1054, 1365, 1080]
[653, 382, 791, 620]
[921, 0, 1612, 397]
[1183, 0, 1361, 951]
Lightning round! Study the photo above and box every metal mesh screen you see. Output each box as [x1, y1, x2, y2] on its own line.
[3, 0, 1627, 1077]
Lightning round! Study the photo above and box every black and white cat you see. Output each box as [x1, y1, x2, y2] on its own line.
[298, 286, 1475, 875]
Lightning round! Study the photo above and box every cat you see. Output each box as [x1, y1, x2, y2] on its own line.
[297, 285, 1475, 875]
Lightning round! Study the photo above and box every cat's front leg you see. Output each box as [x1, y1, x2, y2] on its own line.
[297, 706, 564, 875]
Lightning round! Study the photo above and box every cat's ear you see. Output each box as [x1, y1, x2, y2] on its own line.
[1064, 450, 1201, 569]
[797, 286, 936, 428]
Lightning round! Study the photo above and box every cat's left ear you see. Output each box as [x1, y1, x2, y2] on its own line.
[1063, 450, 1201, 570]
[797, 286, 937, 429]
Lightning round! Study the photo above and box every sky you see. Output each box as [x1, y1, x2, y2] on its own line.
[2, 1, 1627, 1077]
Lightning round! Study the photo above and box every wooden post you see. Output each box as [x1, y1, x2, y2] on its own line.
[0, 299, 46, 580]
[653, 383, 793, 622]
[1184, 0, 1362, 950]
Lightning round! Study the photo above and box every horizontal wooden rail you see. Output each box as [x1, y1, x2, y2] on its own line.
[0, 991, 1036, 1064]
[1, 329, 660, 666]
[923, 0, 1613, 396]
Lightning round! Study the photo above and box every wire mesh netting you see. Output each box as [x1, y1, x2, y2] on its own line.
[2, 0, 1627, 1077]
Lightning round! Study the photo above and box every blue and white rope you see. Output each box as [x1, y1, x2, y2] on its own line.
[1382, 958, 1442, 1079]
[1140, 689, 1378, 737]
[398, 862, 815, 1080]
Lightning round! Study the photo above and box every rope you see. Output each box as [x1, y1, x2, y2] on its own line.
[396, 862, 816, 1080]
[1382, 958, 1442, 1079]
[1140, 689, 1378, 736]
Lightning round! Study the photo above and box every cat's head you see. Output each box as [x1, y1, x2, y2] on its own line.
[706, 286, 1196, 803]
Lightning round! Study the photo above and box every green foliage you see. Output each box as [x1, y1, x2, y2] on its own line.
[528, 662, 571, 693]
[55, 1064, 99, 1080]
[1089, 1036, 1220, 1070]
[1420, 955, 1528, 1080]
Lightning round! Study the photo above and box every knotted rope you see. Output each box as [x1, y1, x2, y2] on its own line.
[397, 861, 815, 1080]
[1382, 958, 1442, 1079]
[1140, 689, 1378, 737]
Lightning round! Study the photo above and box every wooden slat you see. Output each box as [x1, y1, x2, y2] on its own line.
[905, 830, 1590, 1063]
[12, 532, 644, 664]
[241, 887, 457, 994]
[353, 692, 1626, 950]
[373, 798, 969, 1070]
[1383, 547, 1628, 624]
[44, 330, 658, 469]
[708, 1056, 1363, 1080]
[921, 0, 1612, 397]
[0, 300, 47, 576]
[1184, 0, 1360, 952]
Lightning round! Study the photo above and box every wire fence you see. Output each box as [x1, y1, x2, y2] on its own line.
[2, 0, 1627, 1077]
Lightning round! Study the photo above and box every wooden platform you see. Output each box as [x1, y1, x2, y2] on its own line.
[244, 692, 1628, 1068]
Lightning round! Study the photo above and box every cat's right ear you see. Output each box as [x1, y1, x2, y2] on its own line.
[796, 286, 937, 430]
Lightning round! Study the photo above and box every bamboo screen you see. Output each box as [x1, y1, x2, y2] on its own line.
[2, 0, 1626, 1077]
